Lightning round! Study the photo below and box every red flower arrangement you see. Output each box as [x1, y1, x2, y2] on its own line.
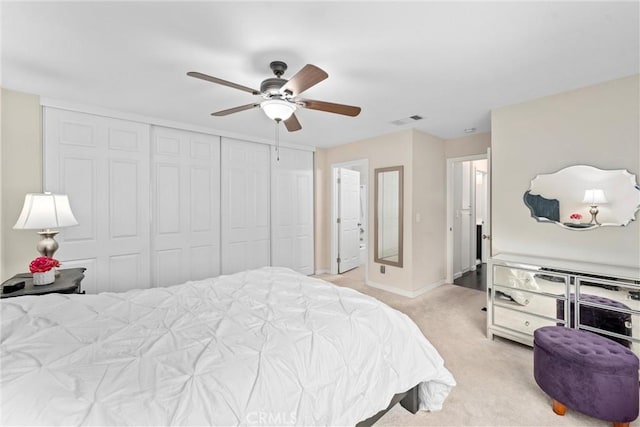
[29, 257, 60, 273]
[569, 213, 582, 220]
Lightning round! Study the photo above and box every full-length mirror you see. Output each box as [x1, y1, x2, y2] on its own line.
[524, 165, 640, 230]
[375, 166, 404, 267]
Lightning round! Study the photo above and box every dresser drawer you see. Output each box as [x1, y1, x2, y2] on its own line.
[494, 286, 565, 322]
[493, 265, 567, 297]
[493, 305, 559, 336]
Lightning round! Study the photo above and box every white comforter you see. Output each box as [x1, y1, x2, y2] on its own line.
[1, 267, 455, 426]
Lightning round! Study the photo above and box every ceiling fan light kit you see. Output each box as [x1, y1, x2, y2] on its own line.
[261, 99, 296, 121]
[187, 60, 361, 133]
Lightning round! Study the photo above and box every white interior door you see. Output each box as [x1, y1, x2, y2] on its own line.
[271, 147, 314, 275]
[221, 138, 270, 274]
[338, 168, 361, 273]
[44, 107, 150, 293]
[151, 126, 221, 287]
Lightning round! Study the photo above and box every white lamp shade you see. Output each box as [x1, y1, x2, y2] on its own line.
[261, 99, 296, 120]
[582, 189, 608, 204]
[13, 193, 79, 230]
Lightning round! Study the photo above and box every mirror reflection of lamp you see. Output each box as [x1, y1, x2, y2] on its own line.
[582, 189, 608, 225]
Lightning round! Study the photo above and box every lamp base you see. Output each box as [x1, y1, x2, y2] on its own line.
[588, 205, 600, 225]
[36, 229, 59, 258]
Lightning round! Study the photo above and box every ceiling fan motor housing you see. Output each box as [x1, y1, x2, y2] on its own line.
[260, 78, 287, 96]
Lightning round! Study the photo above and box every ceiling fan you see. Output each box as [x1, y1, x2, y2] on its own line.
[187, 61, 361, 132]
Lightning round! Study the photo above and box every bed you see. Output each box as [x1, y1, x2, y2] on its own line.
[1, 266, 455, 426]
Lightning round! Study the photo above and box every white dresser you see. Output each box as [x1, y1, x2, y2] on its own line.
[487, 253, 640, 356]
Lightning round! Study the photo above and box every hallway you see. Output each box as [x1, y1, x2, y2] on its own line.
[453, 263, 486, 292]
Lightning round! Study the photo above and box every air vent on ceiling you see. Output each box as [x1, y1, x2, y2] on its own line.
[390, 115, 424, 126]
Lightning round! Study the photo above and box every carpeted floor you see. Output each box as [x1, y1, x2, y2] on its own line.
[316, 268, 637, 427]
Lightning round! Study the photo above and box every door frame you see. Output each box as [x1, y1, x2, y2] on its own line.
[446, 152, 490, 284]
[331, 159, 368, 275]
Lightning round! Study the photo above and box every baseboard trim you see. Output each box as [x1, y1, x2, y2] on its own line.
[366, 279, 446, 298]
[453, 271, 463, 279]
[314, 269, 330, 275]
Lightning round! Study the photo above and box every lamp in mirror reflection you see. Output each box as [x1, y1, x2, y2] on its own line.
[582, 189, 608, 225]
[13, 192, 79, 258]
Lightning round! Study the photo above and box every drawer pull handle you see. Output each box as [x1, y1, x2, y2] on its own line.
[525, 321, 530, 327]
[626, 321, 632, 329]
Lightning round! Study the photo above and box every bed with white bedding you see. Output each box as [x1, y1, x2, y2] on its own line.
[1, 267, 455, 426]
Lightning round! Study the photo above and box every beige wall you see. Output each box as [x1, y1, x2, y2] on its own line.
[445, 132, 491, 158]
[492, 74, 640, 268]
[412, 131, 446, 289]
[314, 129, 446, 294]
[315, 129, 414, 290]
[1, 88, 43, 281]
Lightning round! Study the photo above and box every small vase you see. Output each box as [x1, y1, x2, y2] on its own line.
[33, 270, 55, 285]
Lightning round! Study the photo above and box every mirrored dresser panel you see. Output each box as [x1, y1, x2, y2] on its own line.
[487, 253, 640, 357]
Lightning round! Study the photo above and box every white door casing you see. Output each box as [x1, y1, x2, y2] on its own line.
[44, 107, 150, 293]
[270, 147, 314, 275]
[338, 168, 361, 273]
[151, 126, 221, 287]
[484, 148, 492, 262]
[446, 153, 490, 284]
[221, 138, 271, 274]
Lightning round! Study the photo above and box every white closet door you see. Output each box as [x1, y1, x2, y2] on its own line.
[338, 168, 361, 273]
[271, 147, 314, 275]
[44, 107, 150, 293]
[221, 138, 270, 274]
[151, 127, 221, 287]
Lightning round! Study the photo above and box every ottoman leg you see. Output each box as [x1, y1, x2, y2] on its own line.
[552, 400, 567, 416]
[613, 423, 629, 427]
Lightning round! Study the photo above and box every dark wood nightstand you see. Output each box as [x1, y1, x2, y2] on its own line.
[1, 268, 86, 298]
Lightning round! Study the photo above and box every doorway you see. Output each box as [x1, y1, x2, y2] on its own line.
[331, 160, 368, 275]
[446, 153, 490, 289]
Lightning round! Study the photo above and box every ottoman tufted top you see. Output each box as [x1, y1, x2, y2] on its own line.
[534, 326, 638, 374]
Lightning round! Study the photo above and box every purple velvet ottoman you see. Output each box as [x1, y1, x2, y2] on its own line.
[534, 326, 639, 427]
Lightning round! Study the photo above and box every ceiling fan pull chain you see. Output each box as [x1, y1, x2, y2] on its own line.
[275, 119, 280, 161]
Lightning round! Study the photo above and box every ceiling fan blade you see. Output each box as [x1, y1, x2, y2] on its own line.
[283, 113, 302, 132]
[188, 71, 260, 95]
[211, 103, 260, 116]
[280, 64, 328, 96]
[299, 99, 361, 117]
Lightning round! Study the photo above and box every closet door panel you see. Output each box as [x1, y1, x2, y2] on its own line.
[61, 155, 96, 242]
[190, 245, 217, 280]
[109, 159, 139, 238]
[221, 138, 271, 274]
[151, 126, 220, 286]
[271, 147, 314, 275]
[44, 108, 150, 293]
[155, 163, 182, 235]
[155, 248, 184, 288]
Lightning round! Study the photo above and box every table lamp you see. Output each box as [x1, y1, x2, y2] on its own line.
[13, 192, 78, 258]
[582, 189, 608, 225]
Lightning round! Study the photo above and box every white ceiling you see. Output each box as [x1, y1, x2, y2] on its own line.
[2, 1, 638, 148]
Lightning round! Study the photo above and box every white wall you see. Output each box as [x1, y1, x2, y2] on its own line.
[492, 74, 640, 268]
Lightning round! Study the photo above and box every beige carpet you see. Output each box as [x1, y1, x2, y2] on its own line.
[316, 268, 638, 427]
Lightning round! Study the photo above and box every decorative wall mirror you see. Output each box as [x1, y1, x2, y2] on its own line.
[524, 165, 640, 230]
[374, 166, 404, 267]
